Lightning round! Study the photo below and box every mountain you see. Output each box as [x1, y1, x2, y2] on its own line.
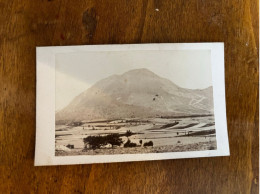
[56, 68, 214, 121]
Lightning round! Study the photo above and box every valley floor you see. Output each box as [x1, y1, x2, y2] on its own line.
[56, 140, 216, 156]
[55, 116, 217, 156]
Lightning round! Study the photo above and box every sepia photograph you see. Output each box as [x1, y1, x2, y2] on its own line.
[35, 43, 229, 165]
[55, 50, 216, 156]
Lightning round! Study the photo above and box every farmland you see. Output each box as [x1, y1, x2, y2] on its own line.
[55, 115, 216, 156]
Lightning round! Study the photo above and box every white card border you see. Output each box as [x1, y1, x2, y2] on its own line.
[35, 43, 229, 166]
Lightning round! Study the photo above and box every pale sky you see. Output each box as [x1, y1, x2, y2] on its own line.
[55, 50, 212, 111]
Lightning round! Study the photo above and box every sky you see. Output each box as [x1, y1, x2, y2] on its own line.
[55, 50, 212, 111]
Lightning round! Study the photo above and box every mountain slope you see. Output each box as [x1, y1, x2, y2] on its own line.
[56, 68, 214, 121]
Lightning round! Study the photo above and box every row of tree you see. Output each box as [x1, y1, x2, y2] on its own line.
[83, 133, 153, 149]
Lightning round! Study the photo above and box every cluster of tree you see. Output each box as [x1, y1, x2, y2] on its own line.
[83, 134, 123, 149]
[83, 132, 154, 150]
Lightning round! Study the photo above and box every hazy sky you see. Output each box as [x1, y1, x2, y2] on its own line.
[55, 50, 212, 111]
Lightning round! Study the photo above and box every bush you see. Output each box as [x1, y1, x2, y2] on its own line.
[143, 141, 153, 147]
[139, 140, 143, 145]
[124, 139, 137, 148]
[66, 144, 74, 149]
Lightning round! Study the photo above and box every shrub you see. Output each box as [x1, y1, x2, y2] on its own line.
[139, 140, 143, 145]
[143, 141, 153, 147]
[177, 141, 181, 143]
[124, 139, 137, 148]
[66, 144, 74, 149]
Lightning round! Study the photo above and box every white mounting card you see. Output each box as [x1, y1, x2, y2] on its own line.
[35, 43, 229, 166]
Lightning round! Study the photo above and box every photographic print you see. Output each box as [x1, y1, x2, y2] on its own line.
[35, 43, 229, 166]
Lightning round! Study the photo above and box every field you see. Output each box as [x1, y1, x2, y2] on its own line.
[55, 115, 217, 156]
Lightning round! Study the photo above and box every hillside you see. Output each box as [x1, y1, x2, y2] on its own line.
[56, 68, 214, 121]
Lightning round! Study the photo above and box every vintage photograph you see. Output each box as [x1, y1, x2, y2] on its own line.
[35, 43, 229, 166]
[54, 49, 217, 156]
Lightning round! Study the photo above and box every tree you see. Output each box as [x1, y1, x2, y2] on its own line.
[143, 141, 153, 147]
[83, 135, 107, 149]
[124, 139, 137, 148]
[105, 134, 123, 148]
[125, 130, 133, 137]
[83, 134, 123, 149]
